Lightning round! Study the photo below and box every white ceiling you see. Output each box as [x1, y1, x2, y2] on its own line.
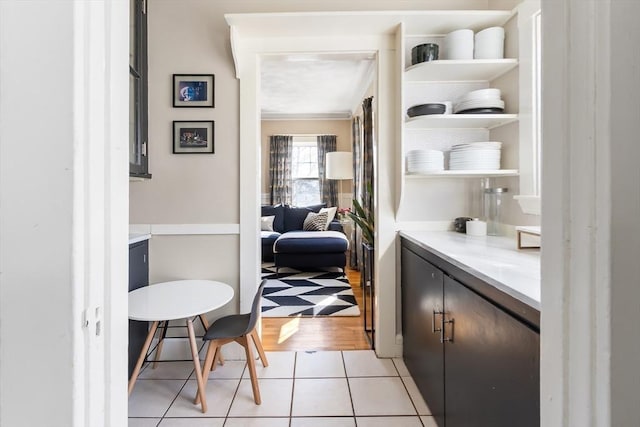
[260, 53, 375, 120]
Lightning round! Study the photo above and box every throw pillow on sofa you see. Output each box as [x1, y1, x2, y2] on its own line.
[303, 211, 329, 231]
[319, 206, 337, 228]
[261, 204, 284, 232]
[261, 215, 275, 231]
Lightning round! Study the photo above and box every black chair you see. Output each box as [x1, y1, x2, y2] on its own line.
[195, 280, 269, 405]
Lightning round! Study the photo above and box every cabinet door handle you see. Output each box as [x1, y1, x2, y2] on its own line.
[441, 316, 454, 343]
[432, 308, 443, 334]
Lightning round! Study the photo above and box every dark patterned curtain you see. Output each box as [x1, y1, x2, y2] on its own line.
[362, 97, 374, 221]
[269, 135, 293, 205]
[317, 135, 338, 207]
[350, 117, 363, 269]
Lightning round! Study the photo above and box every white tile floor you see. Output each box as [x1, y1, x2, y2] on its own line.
[129, 350, 437, 427]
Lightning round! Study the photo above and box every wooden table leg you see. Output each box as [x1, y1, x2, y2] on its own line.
[187, 318, 207, 413]
[128, 320, 159, 395]
[153, 321, 168, 368]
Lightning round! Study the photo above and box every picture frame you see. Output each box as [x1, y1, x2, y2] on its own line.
[173, 121, 214, 154]
[172, 74, 215, 107]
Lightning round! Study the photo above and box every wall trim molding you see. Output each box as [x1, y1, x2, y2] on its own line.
[129, 224, 240, 236]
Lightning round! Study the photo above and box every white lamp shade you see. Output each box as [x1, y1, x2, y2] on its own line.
[325, 152, 353, 180]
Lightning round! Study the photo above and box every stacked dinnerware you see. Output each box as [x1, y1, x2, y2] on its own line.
[443, 29, 474, 60]
[406, 149, 445, 173]
[453, 88, 504, 114]
[448, 142, 501, 170]
[474, 27, 505, 59]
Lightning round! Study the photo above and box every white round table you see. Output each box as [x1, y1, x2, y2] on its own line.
[128, 280, 234, 413]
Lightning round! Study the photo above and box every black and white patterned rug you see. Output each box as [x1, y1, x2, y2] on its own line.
[261, 264, 361, 317]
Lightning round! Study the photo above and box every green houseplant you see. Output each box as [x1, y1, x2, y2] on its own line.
[348, 183, 374, 246]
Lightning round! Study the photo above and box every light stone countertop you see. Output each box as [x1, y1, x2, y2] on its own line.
[128, 233, 151, 245]
[399, 230, 540, 311]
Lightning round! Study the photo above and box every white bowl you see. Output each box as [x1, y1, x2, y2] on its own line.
[475, 26, 505, 39]
[444, 29, 474, 60]
[474, 27, 505, 59]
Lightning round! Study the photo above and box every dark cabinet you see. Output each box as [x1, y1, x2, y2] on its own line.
[128, 239, 149, 378]
[401, 239, 540, 427]
[401, 247, 445, 426]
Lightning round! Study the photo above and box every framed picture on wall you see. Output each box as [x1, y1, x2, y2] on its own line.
[173, 121, 214, 154]
[172, 74, 214, 107]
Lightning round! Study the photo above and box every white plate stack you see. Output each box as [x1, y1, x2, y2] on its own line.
[453, 88, 504, 114]
[449, 142, 502, 170]
[406, 149, 444, 173]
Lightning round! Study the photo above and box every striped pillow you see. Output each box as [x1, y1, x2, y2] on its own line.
[303, 212, 329, 231]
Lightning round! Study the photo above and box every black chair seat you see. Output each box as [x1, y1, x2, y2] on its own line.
[204, 313, 251, 341]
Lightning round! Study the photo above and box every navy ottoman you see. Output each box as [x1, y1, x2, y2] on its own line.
[273, 231, 348, 273]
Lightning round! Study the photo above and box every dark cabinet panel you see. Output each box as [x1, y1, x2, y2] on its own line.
[128, 240, 149, 378]
[400, 237, 540, 427]
[401, 247, 445, 425]
[443, 275, 540, 427]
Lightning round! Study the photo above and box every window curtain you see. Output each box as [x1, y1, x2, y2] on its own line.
[317, 135, 338, 207]
[350, 116, 363, 269]
[269, 135, 293, 205]
[355, 97, 375, 270]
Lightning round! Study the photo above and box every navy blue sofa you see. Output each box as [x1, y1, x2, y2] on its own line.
[261, 204, 348, 272]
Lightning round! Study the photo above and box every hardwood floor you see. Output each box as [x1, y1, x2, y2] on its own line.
[261, 267, 372, 351]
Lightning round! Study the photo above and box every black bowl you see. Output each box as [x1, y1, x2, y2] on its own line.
[407, 103, 446, 117]
[411, 43, 439, 65]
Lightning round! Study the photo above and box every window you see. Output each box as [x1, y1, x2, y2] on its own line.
[291, 137, 321, 206]
[130, 0, 150, 177]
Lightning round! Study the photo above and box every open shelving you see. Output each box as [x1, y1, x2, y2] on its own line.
[405, 59, 518, 82]
[406, 169, 519, 179]
[405, 114, 518, 130]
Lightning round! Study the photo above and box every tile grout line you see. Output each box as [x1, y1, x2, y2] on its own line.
[341, 350, 359, 427]
[223, 360, 247, 423]
[288, 351, 298, 427]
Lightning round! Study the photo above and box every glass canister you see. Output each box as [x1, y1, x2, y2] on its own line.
[483, 187, 508, 236]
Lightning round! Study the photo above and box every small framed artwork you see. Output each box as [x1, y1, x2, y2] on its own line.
[173, 121, 214, 154]
[172, 74, 214, 107]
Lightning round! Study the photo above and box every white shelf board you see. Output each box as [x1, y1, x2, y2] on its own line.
[405, 59, 518, 82]
[405, 114, 518, 130]
[406, 170, 519, 178]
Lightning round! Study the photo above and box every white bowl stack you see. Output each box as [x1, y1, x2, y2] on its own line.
[443, 29, 474, 60]
[406, 149, 445, 173]
[448, 142, 502, 170]
[474, 27, 505, 59]
[453, 88, 504, 114]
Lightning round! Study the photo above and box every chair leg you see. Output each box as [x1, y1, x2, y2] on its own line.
[194, 340, 217, 405]
[250, 329, 269, 367]
[216, 350, 225, 366]
[242, 335, 261, 405]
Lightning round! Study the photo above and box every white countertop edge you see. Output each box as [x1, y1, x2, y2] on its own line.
[129, 233, 151, 245]
[399, 230, 541, 311]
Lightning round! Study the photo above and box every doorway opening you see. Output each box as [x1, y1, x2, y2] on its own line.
[258, 52, 377, 351]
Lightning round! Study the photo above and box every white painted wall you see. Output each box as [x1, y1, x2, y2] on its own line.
[0, 0, 129, 425]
